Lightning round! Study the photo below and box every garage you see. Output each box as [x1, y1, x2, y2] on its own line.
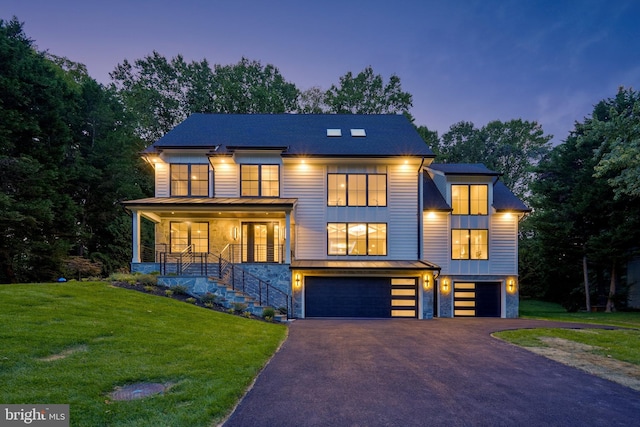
[453, 282, 501, 317]
[305, 277, 417, 318]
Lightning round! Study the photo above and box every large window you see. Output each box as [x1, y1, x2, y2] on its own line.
[451, 184, 488, 215]
[328, 223, 387, 256]
[327, 173, 386, 206]
[170, 164, 209, 197]
[241, 165, 280, 197]
[452, 229, 488, 260]
[170, 222, 209, 253]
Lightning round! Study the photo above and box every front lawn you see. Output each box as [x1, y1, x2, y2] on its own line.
[495, 299, 640, 366]
[0, 281, 287, 426]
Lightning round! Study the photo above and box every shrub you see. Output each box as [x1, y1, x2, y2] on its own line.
[200, 293, 222, 305]
[143, 285, 156, 293]
[243, 311, 252, 318]
[186, 297, 197, 304]
[62, 256, 103, 281]
[262, 307, 276, 320]
[232, 302, 248, 313]
[137, 274, 157, 286]
[172, 285, 189, 295]
[165, 290, 174, 297]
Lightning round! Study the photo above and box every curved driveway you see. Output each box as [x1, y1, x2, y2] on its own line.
[224, 319, 640, 426]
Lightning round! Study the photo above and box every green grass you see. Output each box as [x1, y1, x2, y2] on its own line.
[495, 299, 640, 366]
[0, 282, 287, 426]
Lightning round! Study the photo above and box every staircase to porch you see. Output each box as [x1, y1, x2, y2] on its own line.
[150, 244, 292, 321]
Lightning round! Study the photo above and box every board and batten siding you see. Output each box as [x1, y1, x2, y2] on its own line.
[489, 213, 518, 274]
[282, 161, 326, 259]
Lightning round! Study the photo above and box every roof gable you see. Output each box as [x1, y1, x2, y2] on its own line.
[428, 163, 501, 176]
[146, 113, 434, 157]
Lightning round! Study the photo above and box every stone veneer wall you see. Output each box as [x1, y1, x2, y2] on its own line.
[505, 290, 519, 318]
[131, 263, 160, 274]
[239, 263, 291, 295]
[422, 289, 434, 319]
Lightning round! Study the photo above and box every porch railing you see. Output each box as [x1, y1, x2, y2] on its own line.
[152, 245, 291, 318]
[220, 243, 284, 264]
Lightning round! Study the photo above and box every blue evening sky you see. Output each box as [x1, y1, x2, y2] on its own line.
[3, 0, 639, 144]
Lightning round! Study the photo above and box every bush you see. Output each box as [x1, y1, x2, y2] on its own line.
[165, 290, 174, 297]
[137, 274, 157, 287]
[232, 302, 248, 313]
[62, 256, 103, 281]
[262, 307, 276, 320]
[200, 293, 222, 305]
[172, 285, 189, 295]
[186, 297, 197, 304]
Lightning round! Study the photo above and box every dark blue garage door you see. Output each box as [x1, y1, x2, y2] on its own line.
[305, 277, 391, 318]
[454, 282, 501, 317]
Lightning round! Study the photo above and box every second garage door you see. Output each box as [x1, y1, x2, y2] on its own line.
[305, 277, 417, 318]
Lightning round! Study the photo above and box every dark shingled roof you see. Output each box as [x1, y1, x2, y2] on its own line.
[428, 163, 501, 176]
[145, 113, 434, 157]
[423, 173, 452, 211]
[492, 181, 531, 212]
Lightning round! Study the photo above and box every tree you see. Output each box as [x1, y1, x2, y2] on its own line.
[592, 87, 640, 200]
[523, 89, 640, 309]
[436, 120, 552, 199]
[211, 57, 299, 114]
[324, 66, 412, 115]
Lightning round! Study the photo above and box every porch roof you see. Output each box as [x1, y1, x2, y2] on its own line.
[290, 260, 440, 271]
[122, 197, 297, 211]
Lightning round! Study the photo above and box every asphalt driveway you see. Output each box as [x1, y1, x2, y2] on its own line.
[223, 319, 640, 426]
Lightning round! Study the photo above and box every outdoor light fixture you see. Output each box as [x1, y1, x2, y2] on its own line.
[295, 274, 301, 288]
[507, 279, 516, 294]
[233, 226, 238, 241]
[423, 274, 431, 290]
[442, 279, 449, 293]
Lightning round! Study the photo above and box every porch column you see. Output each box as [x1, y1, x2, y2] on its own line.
[132, 210, 141, 263]
[285, 210, 291, 264]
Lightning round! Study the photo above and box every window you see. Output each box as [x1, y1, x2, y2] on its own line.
[328, 223, 387, 256]
[170, 164, 209, 196]
[451, 184, 488, 215]
[170, 222, 209, 253]
[327, 174, 387, 206]
[241, 165, 280, 197]
[452, 229, 488, 260]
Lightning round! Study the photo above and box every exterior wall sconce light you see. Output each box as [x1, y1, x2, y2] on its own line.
[295, 274, 301, 288]
[233, 226, 238, 241]
[441, 279, 449, 293]
[507, 279, 516, 294]
[423, 274, 431, 290]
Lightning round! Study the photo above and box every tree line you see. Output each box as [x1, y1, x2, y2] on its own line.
[2, 17, 639, 312]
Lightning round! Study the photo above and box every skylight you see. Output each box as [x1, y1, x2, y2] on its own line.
[327, 129, 342, 137]
[350, 129, 366, 137]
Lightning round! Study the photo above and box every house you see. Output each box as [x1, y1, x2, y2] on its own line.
[123, 114, 528, 319]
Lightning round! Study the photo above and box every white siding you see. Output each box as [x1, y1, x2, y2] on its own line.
[282, 162, 326, 259]
[489, 213, 518, 274]
[213, 162, 238, 197]
[387, 164, 419, 260]
[423, 212, 449, 271]
[155, 162, 169, 197]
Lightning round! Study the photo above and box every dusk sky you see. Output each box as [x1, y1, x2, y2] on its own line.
[4, 0, 640, 144]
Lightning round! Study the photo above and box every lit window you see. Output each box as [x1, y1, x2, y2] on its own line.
[241, 165, 280, 197]
[328, 223, 387, 256]
[170, 164, 209, 197]
[452, 185, 487, 215]
[452, 229, 488, 260]
[170, 222, 209, 253]
[327, 173, 386, 206]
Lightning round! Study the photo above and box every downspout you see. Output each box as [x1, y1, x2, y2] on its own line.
[417, 157, 426, 260]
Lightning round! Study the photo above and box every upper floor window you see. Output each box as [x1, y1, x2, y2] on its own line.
[171, 164, 209, 197]
[241, 165, 280, 197]
[452, 229, 488, 260]
[327, 173, 387, 206]
[452, 184, 488, 215]
[327, 223, 387, 256]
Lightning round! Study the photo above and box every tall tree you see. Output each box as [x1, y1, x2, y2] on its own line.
[324, 66, 412, 115]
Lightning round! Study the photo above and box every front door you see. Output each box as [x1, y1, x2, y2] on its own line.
[242, 222, 279, 262]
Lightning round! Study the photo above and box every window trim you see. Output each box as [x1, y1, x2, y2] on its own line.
[327, 173, 387, 207]
[451, 184, 488, 215]
[170, 163, 210, 197]
[451, 228, 489, 260]
[169, 221, 209, 253]
[240, 164, 280, 197]
[327, 222, 388, 256]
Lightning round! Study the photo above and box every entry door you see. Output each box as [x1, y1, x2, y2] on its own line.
[242, 222, 278, 262]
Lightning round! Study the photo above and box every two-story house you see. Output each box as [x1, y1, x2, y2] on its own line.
[123, 114, 528, 319]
